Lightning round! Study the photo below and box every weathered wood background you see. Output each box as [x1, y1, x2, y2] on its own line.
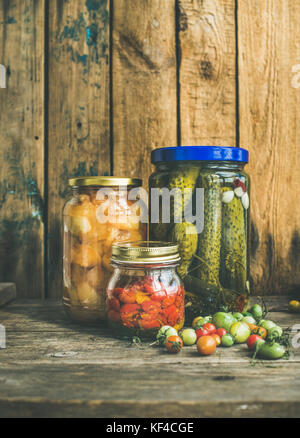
[0, 0, 299, 299]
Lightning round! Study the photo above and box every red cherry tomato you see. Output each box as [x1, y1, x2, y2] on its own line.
[143, 283, 156, 294]
[202, 323, 216, 335]
[119, 289, 137, 304]
[120, 303, 140, 314]
[164, 305, 179, 326]
[151, 290, 166, 301]
[139, 318, 161, 330]
[216, 328, 227, 338]
[141, 300, 161, 313]
[162, 295, 176, 308]
[247, 334, 263, 350]
[195, 328, 209, 339]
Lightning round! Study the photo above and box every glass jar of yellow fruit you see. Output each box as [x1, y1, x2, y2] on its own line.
[63, 177, 146, 323]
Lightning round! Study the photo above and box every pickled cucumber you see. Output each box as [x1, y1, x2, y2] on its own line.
[168, 165, 199, 220]
[220, 187, 247, 293]
[184, 275, 221, 319]
[170, 222, 198, 278]
[194, 174, 222, 287]
[184, 274, 245, 321]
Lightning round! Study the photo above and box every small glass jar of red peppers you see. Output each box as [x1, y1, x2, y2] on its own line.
[106, 241, 185, 338]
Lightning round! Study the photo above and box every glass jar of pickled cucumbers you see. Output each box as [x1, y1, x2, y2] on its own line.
[149, 146, 250, 321]
[106, 241, 185, 337]
[63, 177, 146, 323]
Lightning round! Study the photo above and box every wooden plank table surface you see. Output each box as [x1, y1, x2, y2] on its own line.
[0, 296, 300, 418]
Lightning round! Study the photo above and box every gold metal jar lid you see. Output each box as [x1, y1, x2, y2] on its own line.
[68, 176, 142, 187]
[111, 241, 181, 265]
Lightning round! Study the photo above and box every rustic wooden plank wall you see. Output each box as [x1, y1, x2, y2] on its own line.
[47, 0, 110, 297]
[0, 0, 299, 298]
[0, 0, 45, 298]
[112, 0, 177, 179]
[238, 0, 300, 295]
[179, 0, 237, 146]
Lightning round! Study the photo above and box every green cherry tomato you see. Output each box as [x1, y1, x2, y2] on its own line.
[180, 328, 197, 346]
[157, 325, 177, 346]
[250, 304, 263, 320]
[288, 300, 300, 313]
[260, 320, 277, 331]
[267, 325, 283, 341]
[192, 316, 212, 330]
[242, 315, 257, 325]
[221, 333, 235, 347]
[232, 312, 243, 321]
[257, 342, 285, 360]
[212, 312, 236, 331]
[230, 322, 251, 343]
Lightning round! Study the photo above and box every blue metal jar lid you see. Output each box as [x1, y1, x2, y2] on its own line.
[151, 146, 249, 163]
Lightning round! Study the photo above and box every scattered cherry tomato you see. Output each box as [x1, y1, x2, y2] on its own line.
[230, 322, 251, 343]
[253, 326, 267, 339]
[157, 326, 177, 346]
[211, 334, 221, 346]
[180, 329, 197, 346]
[288, 300, 300, 313]
[202, 323, 216, 335]
[165, 335, 183, 354]
[195, 328, 209, 339]
[221, 333, 235, 347]
[192, 316, 211, 330]
[248, 323, 258, 332]
[196, 336, 217, 355]
[250, 304, 263, 320]
[216, 328, 227, 338]
[247, 334, 263, 350]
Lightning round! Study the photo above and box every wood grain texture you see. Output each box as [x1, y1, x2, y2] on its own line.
[178, 0, 236, 145]
[47, 0, 111, 298]
[0, 0, 45, 298]
[238, 0, 300, 295]
[112, 0, 177, 182]
[0, 283, 16, 307]
[0, 298, 300, 418]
